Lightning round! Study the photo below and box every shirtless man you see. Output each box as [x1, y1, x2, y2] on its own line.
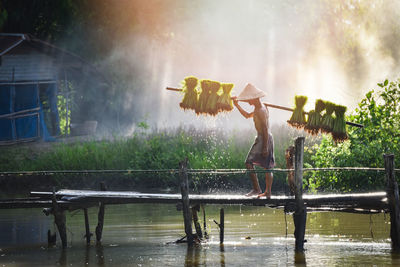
[232, 83, 275, 198]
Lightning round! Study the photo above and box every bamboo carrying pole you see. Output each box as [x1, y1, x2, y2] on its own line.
[165, 87, 363, 128]
[384, 154, 400, 251]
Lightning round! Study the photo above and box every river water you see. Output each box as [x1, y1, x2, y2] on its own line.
[0, 203, 397, 266]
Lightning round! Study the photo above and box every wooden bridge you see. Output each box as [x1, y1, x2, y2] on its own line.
[0, 137, 399, 253]
[0, 190, 387, 211]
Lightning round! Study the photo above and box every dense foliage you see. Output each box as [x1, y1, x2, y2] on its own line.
[310, 79, 400, 192]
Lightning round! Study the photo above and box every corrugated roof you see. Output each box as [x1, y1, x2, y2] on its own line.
[0, 33, 109, 84]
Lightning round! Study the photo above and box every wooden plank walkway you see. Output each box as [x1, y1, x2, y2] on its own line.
[0, 189, 388, 214]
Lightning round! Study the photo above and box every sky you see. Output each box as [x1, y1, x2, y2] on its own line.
[98, 0, 400, 133]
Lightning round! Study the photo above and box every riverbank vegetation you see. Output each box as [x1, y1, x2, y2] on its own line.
[310, 79, 400, 192]
[1, 80, 398, 194]
[0, 124, 317, 193]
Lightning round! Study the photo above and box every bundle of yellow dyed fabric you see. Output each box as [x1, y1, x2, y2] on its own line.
[179, 76, 199, 111]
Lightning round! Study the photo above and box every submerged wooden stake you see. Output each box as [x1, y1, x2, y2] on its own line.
[213, 208, 225, 244]
[84, 208, 91, 245]
[293, 137, 307, 252]
[384, 154, 400, 251]
[47, 229, 56, 247]
[202, 205, 208, 239]
[51, 188, 67, 249]
[95, 182, 107, 243]
[179, 159, 194, 245]
[192, 204, 203, 239]
[220, 208, 224, 244]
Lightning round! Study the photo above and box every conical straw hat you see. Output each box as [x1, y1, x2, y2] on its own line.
[236, 83, 266, 101]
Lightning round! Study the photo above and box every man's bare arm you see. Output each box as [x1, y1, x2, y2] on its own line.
[232, 97, 253, 119]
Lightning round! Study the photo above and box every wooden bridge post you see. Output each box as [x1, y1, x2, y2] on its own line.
[202, 205, 209, 239]
[179, 158, 194, 245]
[219, 208, 224, 244]
[95, 182, 107, 243]
[51, 188, 67, 249]
[293, 137, 306, 252]
[47, 229, 56, 247]
[384, 154, 400, 251]
[83, 208, 91, 245]
[192, 204, 203, 239]
[213, 208, 225, 244]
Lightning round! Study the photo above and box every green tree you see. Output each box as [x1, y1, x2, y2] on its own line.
[0, 0, 76, 41]
[311, 79, 400, 192]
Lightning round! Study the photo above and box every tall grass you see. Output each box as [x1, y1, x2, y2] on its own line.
[0, 125, 319, 192]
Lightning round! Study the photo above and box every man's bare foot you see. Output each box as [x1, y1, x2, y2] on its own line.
[245, 190, 262, 197]
[257, 192, 271, 199]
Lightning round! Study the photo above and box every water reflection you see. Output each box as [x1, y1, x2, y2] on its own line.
[96, 243, 105, 266]
[294, 251, 307, 266]
[0, 209, 50, 247]
[220, 244, 225, 267]
[391, 251, 400, 266]
[0, 204, 395, 266]
[84, 245, 90, 266]
[58, 249, 67, 266]
[57, 244, 105, 266]
[185, 245, 203, 267]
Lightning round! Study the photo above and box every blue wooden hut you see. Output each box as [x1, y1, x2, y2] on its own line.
[0, 33, 106, 144]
